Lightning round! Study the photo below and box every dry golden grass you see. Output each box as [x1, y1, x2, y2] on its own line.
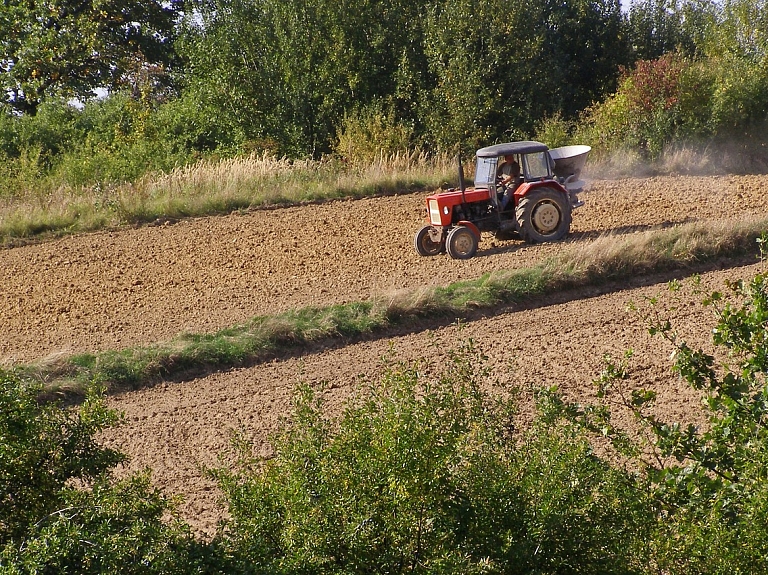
[376, 285, 441, 318]
[550, 216, 767, 284]
[0, 151, 456, 244]
[118, 150, 456, 206]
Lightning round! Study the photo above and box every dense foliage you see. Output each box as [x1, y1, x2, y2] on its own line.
[0, 0, 182, 116]
[634, 268, 768, 571]
[0, 376, 123, 545]
[211, 345, 648, 574]
[2, 474, 215, 574]
[176, 0, 628, 156]
[0, 374, 213, 573]
[579, 51, 768, 158]
[552, 253, 768, 572]
[577, 0, 768, 159]
[419, 0, 627, 150]
[177, 0, 432, 157]
[1, 0, 766, 194]
[6, 258, 768, 571]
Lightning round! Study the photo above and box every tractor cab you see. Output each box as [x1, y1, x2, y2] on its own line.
[474, 141, 553, 210]
[474, 141, 553, 191]
[414, 140, 590, 260]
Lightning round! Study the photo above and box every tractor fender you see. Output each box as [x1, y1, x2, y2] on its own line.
[455, 221, 481, 241]
[514, 180, 569, 203]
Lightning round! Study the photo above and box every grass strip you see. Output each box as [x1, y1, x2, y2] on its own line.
[17, 215, 768, 397]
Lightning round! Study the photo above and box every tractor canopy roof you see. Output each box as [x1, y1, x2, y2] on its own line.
[476, 141, 549, 158]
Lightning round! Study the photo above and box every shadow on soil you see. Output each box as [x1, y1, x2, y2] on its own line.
[473, 220, 701, 260]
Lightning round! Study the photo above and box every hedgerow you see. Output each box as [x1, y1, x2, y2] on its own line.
[211, 342, 651, 574]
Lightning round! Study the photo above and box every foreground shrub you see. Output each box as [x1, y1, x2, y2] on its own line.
[560, 247, 768, 573]
[212, 343, 650, 574]
[646, 270, 768, 572]
[1, 474, 215, 575]
[0, 374, 123, 545]
[0, 372, 219, 573]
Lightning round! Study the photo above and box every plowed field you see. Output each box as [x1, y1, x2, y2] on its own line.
[3, 174, 767, 535]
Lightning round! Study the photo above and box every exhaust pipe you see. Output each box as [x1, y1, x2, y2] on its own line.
[457, 152, 467, 205]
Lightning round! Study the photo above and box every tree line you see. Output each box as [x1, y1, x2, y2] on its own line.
[0, 0, 767, 188]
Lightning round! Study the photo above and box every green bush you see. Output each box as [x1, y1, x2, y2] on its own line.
[0, 92, 250, 196]
[533, 113, 577, 149]
[709, 56, 768, 130]
[335, 102, 415, 165]
[7, 101, 85, 163]
[50, 94, 198, 187]
[579, 52, 768, 160]
[212, 342, 649, 574]
[562, 245, 768, 572]
[0, 100, 88, 195]
[1, 473, 215, 575]
[149, 89, 249, 157]
[0, 373, 123, 545]
[578, 53, 686, 158]
[0, 371, 221, 573]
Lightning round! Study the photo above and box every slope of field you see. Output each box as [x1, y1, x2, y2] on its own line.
[2, 173, 767, 536]
[1, 174, 766, 364]
[103, 261, 762, 536]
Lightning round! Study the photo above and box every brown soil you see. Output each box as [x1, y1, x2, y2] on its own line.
[2, 174, 767, 536]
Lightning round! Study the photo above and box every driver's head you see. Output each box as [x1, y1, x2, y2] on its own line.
[506, 156, 520, 176]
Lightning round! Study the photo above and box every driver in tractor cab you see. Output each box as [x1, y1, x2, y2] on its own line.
[497, 154, 521, 211]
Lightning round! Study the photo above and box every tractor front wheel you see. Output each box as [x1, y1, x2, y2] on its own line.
[516, 188, 571, 243]
[446, 226, 478, 259]
[414, 225, 445, 256]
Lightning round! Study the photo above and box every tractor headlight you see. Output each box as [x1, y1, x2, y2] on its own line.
[429, 199, 442, 225]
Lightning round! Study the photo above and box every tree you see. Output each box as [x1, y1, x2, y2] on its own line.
[179, 0, 430, 156]
[709, 0, 768, 59]
[421, 0, 629, 150]
[0, 0, 182, 115]
[628, 0, 687, 59]
[537, 0, 629, 119]
[179, 0, 633, 156]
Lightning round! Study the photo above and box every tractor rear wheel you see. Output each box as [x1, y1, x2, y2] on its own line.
[414, 225, 444, 256]
[516, 187, 571, 243]
[446, 226, 478, 259]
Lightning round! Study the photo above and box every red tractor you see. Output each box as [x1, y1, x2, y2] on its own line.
[414, 141, 590, 259]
